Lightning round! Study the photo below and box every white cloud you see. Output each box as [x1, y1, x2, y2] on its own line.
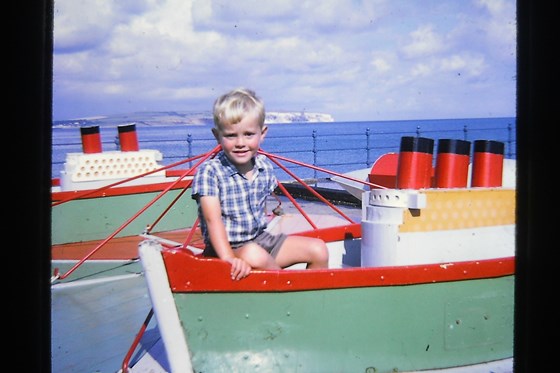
[370, 57, 392, 73]
[52, 0, 516, 121]
[439, 54, 486, 77]
[476, 0, 517, 59]
[410, 63, 432, 77]
[400, 25, 445, 59]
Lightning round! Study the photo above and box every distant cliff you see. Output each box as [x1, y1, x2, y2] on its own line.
[53, 111, 334, 128]
[265, 112, 334, 124]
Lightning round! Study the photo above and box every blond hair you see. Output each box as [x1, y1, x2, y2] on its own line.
[213, 88, 265, 129]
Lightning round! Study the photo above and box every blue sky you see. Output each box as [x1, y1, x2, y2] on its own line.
[52, 0, 516, 122]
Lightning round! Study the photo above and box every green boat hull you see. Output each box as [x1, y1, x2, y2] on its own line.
[175, 276, 513, 372]
[52, 189, 198, 245]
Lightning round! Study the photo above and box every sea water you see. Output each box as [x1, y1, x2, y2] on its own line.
[52, 117, 516, 181]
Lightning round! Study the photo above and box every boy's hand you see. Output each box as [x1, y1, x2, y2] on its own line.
[227, 257, 251, 280]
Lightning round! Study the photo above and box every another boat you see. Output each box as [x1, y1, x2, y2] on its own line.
[51, 125, 201, 247]
[51, 125, 212, 373]
[51, 131, 515, 373]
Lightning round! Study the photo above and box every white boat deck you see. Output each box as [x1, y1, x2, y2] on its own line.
[52, 274, 155, 372]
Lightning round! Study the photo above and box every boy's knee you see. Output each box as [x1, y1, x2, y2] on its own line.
[312, 239, 329, 261]
[241, 243, 272, 268]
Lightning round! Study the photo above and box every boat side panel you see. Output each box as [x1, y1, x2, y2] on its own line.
[174, 276, 514, 372]
[400, 189, 515, 232]
[395, 225, 514, 265]
[360, 188, 515, 267]
[52, 189, 198, 244]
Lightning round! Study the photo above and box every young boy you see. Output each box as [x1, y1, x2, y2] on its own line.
[191, 88, 329, 280]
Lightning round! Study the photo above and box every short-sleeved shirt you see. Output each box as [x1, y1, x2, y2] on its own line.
[191, 151, 278, 248]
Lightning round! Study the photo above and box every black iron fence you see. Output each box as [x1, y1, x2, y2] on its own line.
[52, 123, 515, 182]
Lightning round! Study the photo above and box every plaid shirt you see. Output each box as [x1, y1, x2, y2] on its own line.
[191, 151, 277, 247]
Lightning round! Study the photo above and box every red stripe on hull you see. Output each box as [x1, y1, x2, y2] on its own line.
[164, 248, 514, 293]
[52, 177, 192, 202]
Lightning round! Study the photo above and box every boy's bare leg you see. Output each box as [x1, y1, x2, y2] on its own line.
[275, 236, 329, 269]
[236, 242, 281, 270]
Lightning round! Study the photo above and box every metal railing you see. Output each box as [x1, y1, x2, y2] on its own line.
[52, 123, 516, 182]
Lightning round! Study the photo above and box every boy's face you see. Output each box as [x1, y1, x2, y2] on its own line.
[212, 115, 267, 171]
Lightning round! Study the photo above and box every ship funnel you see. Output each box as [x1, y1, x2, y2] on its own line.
[80, 126, 102, 154]
[471, 140, 504, 187]
[118, 124, 140, 151]
[396, 136, 434, 189]
[434, 139, 471, 188]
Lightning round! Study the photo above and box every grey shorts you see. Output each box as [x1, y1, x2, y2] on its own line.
[203, 231, 288, 259]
